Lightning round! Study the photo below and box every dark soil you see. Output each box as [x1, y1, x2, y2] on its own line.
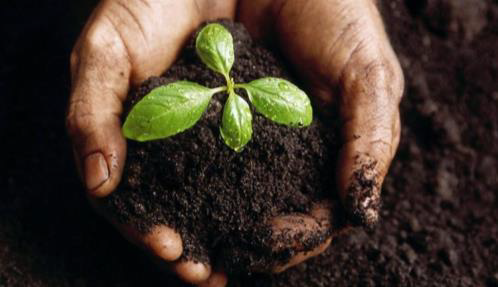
[0, 0, 497, 286]
[105, 21, 343, 272]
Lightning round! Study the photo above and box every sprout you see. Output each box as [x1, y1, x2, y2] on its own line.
[123, 23, 312, 152]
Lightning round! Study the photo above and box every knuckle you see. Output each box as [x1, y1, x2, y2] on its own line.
[386, 56, 405, 104]
[349, 56, 405, 105]
[84, 22, 114, 52]
[65, 98, 95, 138]
[82, 29, 105, 55]
[384, 58, 405, 104]
[80, 20, 129, 67]
[86, 34, 115, 62]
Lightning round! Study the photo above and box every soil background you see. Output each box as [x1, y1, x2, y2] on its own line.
[0, 0, 496, 286]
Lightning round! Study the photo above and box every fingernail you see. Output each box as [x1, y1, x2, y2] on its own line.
[84, 152, 109, 191]
[145, 226, 183, 261]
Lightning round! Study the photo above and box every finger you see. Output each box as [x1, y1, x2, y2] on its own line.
[337, 52, 404, 227]
[141, 226, 183, 261]
[88, 197, 183, 261]
[67, 23, 130, 197]
[112, 221, 183, 261]
[109, 217, 211, 283]
[172, 260, 212, 285]
[273, 238, 331, 273]
[90, 198, 211, 284]
[219, 203, 342, 273]
[67, 1, 191, 197]
[148, 253, 212, 285]
[67, 0, 238, 198]
[125, 224, 183, 261]
[91, 199, 200, 282]
[271, 202, 332, 248]
[269, 203, 334, 272]
[198, 272, 228, 287]
[113, 220, 212, 285]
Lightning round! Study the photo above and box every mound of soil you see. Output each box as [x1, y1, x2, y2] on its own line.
[105, 21, 344, 272]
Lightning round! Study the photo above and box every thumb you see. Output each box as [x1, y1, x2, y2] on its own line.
[66, 20, 130, 197]
[337, 57, 404, 227]
[66, 0, 239, 198]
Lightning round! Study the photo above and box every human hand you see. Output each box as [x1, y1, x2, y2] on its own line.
[66, 0, 237, 285]
[238, 0, 404, 263]
[66, 0, 338, 285]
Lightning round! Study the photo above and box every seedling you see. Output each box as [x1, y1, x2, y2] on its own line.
[122, 23, 312, 152]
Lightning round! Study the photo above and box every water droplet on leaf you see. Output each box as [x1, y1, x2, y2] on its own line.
[278, 82, 289, 90]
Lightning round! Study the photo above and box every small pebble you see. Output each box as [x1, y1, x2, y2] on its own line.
[409, 217, 422, 232]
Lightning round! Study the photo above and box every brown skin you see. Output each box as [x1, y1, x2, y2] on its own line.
[67, 0, 403, 286]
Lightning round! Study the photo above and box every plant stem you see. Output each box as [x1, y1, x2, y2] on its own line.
[211, 86, 228, 94]
[225, 74, 235, 95]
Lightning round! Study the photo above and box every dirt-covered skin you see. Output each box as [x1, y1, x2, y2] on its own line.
[105, 21, 343, 273]
[0, 0, 497, 286]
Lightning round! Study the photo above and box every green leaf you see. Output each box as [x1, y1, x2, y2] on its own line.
[220, 91, 253, 152]
[196, 23, 234, 78]
[240, 78, 313, 127]
[122, 81, 216, 142]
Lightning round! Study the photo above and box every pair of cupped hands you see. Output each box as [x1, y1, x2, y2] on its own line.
[67, 0, 404, 286]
